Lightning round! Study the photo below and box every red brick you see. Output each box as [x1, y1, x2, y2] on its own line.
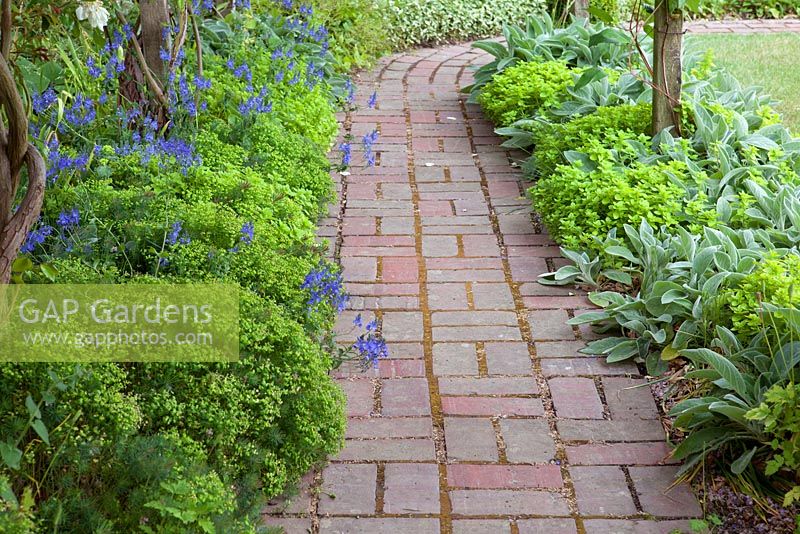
[337, 378, 375, 417]
[566, 442, 675, 465]
[344, 235, 415, 247]
[345, 417, 431, 439]
[438, 377, 538, 396]
[381, 257, 419, 283]
[319, 463, 377, 514]
[449, 489, 569, 516]
[378, 359, 425, 378]
[381, 378, 431, 416]
[383, 463, 440, 513]
[441, 396, 544, 416]
[318, 518, 439, 534]
[549, 377, 604, 419]
[447, 464, 562, 489]
[419, 200, 453, 216]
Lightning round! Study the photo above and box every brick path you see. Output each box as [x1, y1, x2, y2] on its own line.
[686, 18, 800, 33]
[264, 44, 707, 534]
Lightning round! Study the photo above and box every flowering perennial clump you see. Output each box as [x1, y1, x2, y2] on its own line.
[301, 263, 349, 313]
[352, 314, 389, 369]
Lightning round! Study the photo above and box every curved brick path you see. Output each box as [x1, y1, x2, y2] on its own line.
[264, 44, 708, 534]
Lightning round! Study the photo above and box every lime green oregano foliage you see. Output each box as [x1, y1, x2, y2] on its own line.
[478, 60, 579, 127]
[529, 102, 652, 178]
[727, 253, 800, 337]
[746, 382, 800, 506]
[529, 155, 712, 253]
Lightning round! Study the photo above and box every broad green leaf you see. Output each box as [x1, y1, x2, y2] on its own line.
[731, 446, 758, 475]
[684, 348, 751, 401]
[31, 420, 50, 446]
[25, 396, 40, 420]
[0, 442, 22, 470]
[672, 427, 736, 460]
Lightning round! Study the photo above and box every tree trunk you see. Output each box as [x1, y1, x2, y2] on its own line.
[0, 2, 45, 284]
[573, 0, 590, 19]
[651, 0, 683, 136]
[139, 0, 169, 81]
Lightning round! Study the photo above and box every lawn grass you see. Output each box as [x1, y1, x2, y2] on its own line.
[687, 32, 800, 131]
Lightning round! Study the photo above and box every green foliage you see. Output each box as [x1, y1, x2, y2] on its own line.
[746, 382, 800, 506]
[465, 14, 640, 101]
[530, 157, 706, 252]
[527, 102, 652, 178]
[310, 0, 390, 70]
[726, 254, 800, 337]
[385, 0, 547, 49]
[695, 0, 799, 19]
[478, 60, 579, 127]
[472, 10, 800, 511]
[1, 4, 349, 532]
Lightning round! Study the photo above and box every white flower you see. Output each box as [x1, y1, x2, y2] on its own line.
[76, 1, 110, 31]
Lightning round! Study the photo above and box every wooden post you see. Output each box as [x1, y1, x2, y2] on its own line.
[573, 0, 590, 19]
[651, 0, 684, 136]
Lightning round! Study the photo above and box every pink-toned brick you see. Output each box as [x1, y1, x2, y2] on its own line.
[567, 442, 675, 465]
[381, 256, 419, 283]
[447, 464, 562, 489]
[441, 396, 544, 416]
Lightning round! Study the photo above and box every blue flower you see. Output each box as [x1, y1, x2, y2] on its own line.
[194, 76, 211, 90]
[301, 263, 349, 313]
[354, 329, 388, 369]
[63, 94, 96, 128]
[362, 129, 379, 167]
[166, 221, 182, 245]
[340, 142, 351, 166]
[353, 314, 363, 328]
[368, 91, 377, 109]
[57, 208, 80, 229]
[32, 88, 57, 115]
[240, 222, 255, 245]
[86, 56, 102, 78]
[20, 225, 54, 254]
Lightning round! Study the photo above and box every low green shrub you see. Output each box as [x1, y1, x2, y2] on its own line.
[478, 60, 578, 127]
[528, 102, 652, 178]
[385, 0, 546, 49]
[726, 253, 800, 337]
[746, 382, 800, 506]
[529, 156, 711, 252]
[1, 6, 350, 531]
